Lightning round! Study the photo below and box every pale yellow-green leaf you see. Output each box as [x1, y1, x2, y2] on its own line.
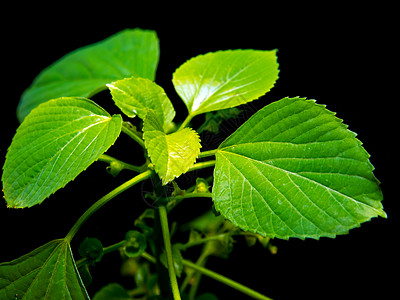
[143, 110, 201, 184]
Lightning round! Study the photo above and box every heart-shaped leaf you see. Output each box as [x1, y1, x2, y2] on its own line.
[2, 97, 122, 208]
[143, 110, 201, 184]
[18, 28, 159, 121]
[172, 49, 279, 116]
[0, 239, 89, 299]
[213, 97, 385, 239]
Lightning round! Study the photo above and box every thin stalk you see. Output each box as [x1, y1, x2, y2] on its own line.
[65, 170, 153, 242]
[122, 122, 146, 148]
[187, 160, 216, 172]
[98, 154, 144, 172]
[198, 149, 218, 159]
[76, 240, 126, 268]
[178, 233, 227, 251]
[170, 192, 212, 202]
[188, 251, 209, 300]
[159, 205, 181, 300]
[180, 247, 209, 294]
[182, 259, 273, 300]
[178, 113, 195, 130]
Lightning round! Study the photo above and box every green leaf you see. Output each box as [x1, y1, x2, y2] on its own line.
[172, 49, 279, 116]
[213, 97, 385, 239]
[0, 239, 89, 299]
[2, 97, 122, 208]
[18, 28, 159, 121]
[93, 283, 131, 300]
[143, 110, 201, 184]
[107, 76, 175, 127]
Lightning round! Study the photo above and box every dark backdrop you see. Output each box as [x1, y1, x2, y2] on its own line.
[1, 5, 396, 300]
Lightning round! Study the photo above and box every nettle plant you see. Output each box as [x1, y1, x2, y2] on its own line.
[0, 28, 385, 300]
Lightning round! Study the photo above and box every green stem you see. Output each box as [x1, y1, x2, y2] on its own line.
[198, 149, 218, 159]
[122, 122, 146, 148]
[159, 205, 181, 300]
[98, 154, 144, 172]
[188, 251, 209, 300]
[180, 247, 209, 294]
[178, 113, 195, 130]
[65, 170, 153, 243]
[188, 160, 216, 172]
[178, 233, 226, 251]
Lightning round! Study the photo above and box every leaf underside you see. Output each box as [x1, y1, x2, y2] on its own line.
[2, 97, 122, 208]
[17, 28, 159, 121]
[213, 97, 385, 239]
[172, 49, 279, 116]
[143, 110, 201, 185]
[0, 239, 89, 299]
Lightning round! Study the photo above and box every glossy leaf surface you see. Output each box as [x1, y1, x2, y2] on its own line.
[0, 239, 89, 299]
[172, 49, 279, 116]
[213, 97, 385, 239]
[143, 110, 201, 184]
[107, 76, 175, 127]
[18, 28, 159, 121]
[2, 97, 122, 208]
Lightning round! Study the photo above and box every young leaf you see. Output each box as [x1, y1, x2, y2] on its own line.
[172, 49, 279, 116]
[2, 97, 122, 208]
[213, 97, 385, 239]
[143, 110, 201, 184]
[160, 245, 184, 277]
[0, 239, 89, 299]
[18, 28, 159, 121]
[107, 76, 175, 127]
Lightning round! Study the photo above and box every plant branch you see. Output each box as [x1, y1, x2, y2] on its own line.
[198, 149, 218, 159]
[65, 170, 153, 242]
[178, 113, 195, 130]
[188, 160, 216, 172]
[121, 122, 146, 148]
[159, 205, 181, 300]
[98, 154, 144, 173]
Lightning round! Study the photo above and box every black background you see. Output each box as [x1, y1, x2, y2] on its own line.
[1, 4, 397, 300]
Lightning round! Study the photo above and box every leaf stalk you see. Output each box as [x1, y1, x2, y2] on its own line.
[121, 122, 146, 148]
[98, 154, 144, 173]
[65, 170, 153, 242]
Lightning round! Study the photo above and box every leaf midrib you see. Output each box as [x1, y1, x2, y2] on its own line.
[219, 151, 331, 237]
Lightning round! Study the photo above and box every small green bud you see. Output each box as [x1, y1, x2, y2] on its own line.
[78, 237, 103, 263]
